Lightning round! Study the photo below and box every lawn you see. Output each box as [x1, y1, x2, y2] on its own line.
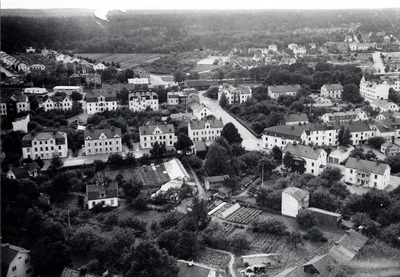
[77, 53, 167, 69]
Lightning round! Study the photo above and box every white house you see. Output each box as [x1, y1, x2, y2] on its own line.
[12, 114, 30, 133]
[26, 47, 35, 53]
[42, 95, 73, 112]
[320, 84, 343, 99]
[93, 62, 107, 71]
[381, 141, 400, 156]
[346, 121, 375, 145]
[288, 43, 298, 50]
[1, 243, 33, 277]
[17, 62, 29, 72]
[344, 157, 390, 190]
[283, 143, 327, 176]
[370, 99, 399, 112]
[0, 94, 30, 116]
[6, 162, 41, 180]
[263, 125, 304, 150]
[139, 124, 176, 149]
[86, 182, 118, 209]
[284, 113, 309, 125]
[281, 187, 310, 218]
[328, 146, 354, 164]
[321, 109, 368, 123]
[188, 103, 213, 120]
[53, 86, 83, 95]
[383, 79, 400, 92]
[293, 46, 307, 55]
[218, 85, 252, 105]
[85, 89, 118, 115]
[23, 87, 47, 95]
[373, 120, 396, 141]
[360, 76, 390, 100]
[21, 131, 68, 160]
[55, 53, 66, 62]
[269, 44, 278, 52]
[84, 128, 122, 156]
[128, 91, 159, 112]
[29, 64, 46, 71]
[188, 119, 224, 142]
[268, 84, 301, 99]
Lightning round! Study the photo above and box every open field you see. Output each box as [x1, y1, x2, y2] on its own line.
[77, 53, 167, 69]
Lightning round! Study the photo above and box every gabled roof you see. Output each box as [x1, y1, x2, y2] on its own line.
[268, 85, 301, 94]
[371, 99, 399, 109]
[323, 83, 343, 91]
[22, 131, 66, 142]
[85, 89, 117, 102]
[345, 157, 389, 175]
[329, 229, 369, 262]
[49, 95, 71, 103]
[263, 125, 304, 140]
[189, 119, 223, 130]
[8, 167, 29, 179]
[374, 120, 396, 132]
[302, 254, 334, 275]
[205, 175, 230, 183]
[188, 103, 211, 114]
[2, 244, 30, 276]
[177, 260, 215, 277]
[283, 143, 325, 160]
[86, 182, 118, 201]
[139, 124, 175, 135]
[283, 187, 309, 202]
[84, 128, 122, 140]
[345, 121, 373, 133]
[284, 113, 309, 123]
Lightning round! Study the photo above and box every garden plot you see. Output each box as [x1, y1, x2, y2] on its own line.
[211, 203, 233, 218]
[226, 207, 262, 225]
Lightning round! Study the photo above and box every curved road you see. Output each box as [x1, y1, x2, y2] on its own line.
[206, 247, 236, 277]
[199, 92, 263, 151]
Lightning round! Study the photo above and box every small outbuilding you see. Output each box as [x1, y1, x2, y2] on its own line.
[306, 207, 342, 228]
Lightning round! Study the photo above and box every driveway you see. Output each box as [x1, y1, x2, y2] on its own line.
[199, 92, 263, 151]
[372, 51, 386, 74]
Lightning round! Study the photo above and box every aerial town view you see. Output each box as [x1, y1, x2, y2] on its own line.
[2, 1, 400, 277]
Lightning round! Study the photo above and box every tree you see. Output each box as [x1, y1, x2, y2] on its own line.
[35, 156, 44, 168]
[177, 231, 200, 259]
[123, 179, 143, 204]
[127, 241, 179, 277]
[287, 231, 302, 248]
[338, 125, 351, 146]
[107, 153, 124, 166]
[158, 230, 180, 257]
[189, 197, 210, 230]
[70, 91, 83, 101]
[219, 92, 228, 108]
[320, 167, 343, 183]
[342, 84, 363, 103]
[173, 70, 186, 86]
[310, 187, 341, 212]
[250, 218, 287, 235]
[50, 153, 63, 168]
[352, 213, 379, 236]
[283, 151, 294, 169]
[221, 122, 243, 145]
[258, 157, 277, 179]
[174, 134, 193, 154]
[229, 232, 250, 252]
[272, 146, 283, 163]
[150, 142, 167, 159]
[223, 176, 240, 190]
[204, 143, 232, 176]
[304, 226, 327, 242]
[385, 153, 400, 173]
[368, 137, 386, 149]
[350, 148, 366, 159]
[296, 210, 319, 229]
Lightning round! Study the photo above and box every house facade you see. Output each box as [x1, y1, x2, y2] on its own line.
[281, 187, 310, 218]
[360, 76, 390, 100]
[188, 103, 213, 120]
[268, 85, 301, 99]
[188, 119, 224, 142]
[283, 143, 327, 176]
[29, 64, 46, 71]
[85, 90, 118, 115]
[344, 157, 390, 190]
[139, 124, 176, 149]
[370, 99, 399, 112]
[42, 95, 73, 112]
[0, 94, 30, 117]
[218, 85, 252, 105]
[320, 84, 343, 99]
[21, 131, 68, 160]
[127, 78, 149, 91]
[321, 109, 368, 123]
[12, 114, 30, 133]
[346, 121, 375, 145]
[1, 244, 33, 277]
[93, 62, 107, 71]
[128, 91, 159, 112]
[84, 128, 122, 156]
[86, 182, 118, 209]
[53, 86, 83, 94]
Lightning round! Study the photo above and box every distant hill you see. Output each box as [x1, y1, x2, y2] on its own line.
[1, 8, 95, 17]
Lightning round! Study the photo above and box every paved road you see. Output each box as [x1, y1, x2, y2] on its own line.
[188, 165, 206, 198]
[199, 92, 263, 151]
[372, 51, 385, 74]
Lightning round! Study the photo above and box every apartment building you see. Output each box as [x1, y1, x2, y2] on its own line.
[188, 119, 224, 142]
[85, 89, 118, 115]
[84, 128, 122, 155]
[21, 131, 68, 160]
[139, 124, 176, 149]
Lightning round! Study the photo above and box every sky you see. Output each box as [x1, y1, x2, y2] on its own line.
[2, 0, 400, 10]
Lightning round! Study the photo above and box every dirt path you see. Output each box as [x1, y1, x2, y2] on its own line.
[207, 248, 236, 277]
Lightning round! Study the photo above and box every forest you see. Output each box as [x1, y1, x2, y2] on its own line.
[2, 9, 400, 54]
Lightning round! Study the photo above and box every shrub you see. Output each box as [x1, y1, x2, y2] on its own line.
[304, 226, 327, 242]
[296, 210, 319, 229]
[250, 218, 288, 235]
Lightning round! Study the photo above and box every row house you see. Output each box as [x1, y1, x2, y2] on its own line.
[383, 79, 400, 92]
[21, 131, 68, 160]
[370, 99, 400, 112]
[188, 103, 213, 120]
[268, 84, 301, 99]
[139, 124, 176, 149]
[344, 157, 390, 190]
[283, 113, 309, 125]
[293, 46, 307, 55]
[218, 85, 252, 105]
[283, 143, 327, 176]
[127, 78, 149, 91]
[84, 128, 122, 156]
[29, 64, 46, 71]
[128, 91, 159, 112]
[360, 76, 390, 100]
[188, 119, 224, 142]
[85, 89, 117, 115]
[321, 109, 368, 123]
[167, 91, 188, 105]
[320, 83, 343, 99]
[42, 95, 73, 112]
[0, 94, 30, 117]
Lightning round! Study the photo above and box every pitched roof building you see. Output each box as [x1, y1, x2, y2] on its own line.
[188, 119, 224, 142]
[284, 113, 309, 125]
[21, 131, 68, 160]
[86, 181, 118, 210]
[85, 89, 117, 115]
[283, 143, 327, 176]
[139, 124, 176, 149]
[268, 85, 301, 99]
[1, 243, 33, 277]
[281, 187, 310, 217]
[83, 128, 122, 156]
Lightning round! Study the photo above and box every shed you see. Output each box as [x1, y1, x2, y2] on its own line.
[306, 207, 342, 228]
[328, 146, 354, 164]
[217, 186, 233, 199]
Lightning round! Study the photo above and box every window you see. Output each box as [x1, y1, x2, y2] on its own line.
[111, 199, 114, 205]
[12, 266, 16, 271]
[59, 146, 61, 150]
[350, 170, 353, 174]
[312, 162, 314, 166]
[25, 258, 30, 264]
[311, 169, 314, 174]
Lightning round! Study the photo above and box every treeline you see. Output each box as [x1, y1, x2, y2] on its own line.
[2, 10, 400, 54]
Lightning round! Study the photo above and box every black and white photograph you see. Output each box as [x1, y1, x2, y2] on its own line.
[2, 0, 400, 276]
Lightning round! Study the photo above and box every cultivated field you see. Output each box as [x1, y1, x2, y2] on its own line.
[77, 53, 167, 69]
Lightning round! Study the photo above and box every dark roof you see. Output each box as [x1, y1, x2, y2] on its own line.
[194, 141, 207, 152]
[189, 119, 224, 130]
[129, 91, 158, 100]
[177, 261, 213, 277]
[1, 94, 28, 103]
[268, 84, 301, 94]
[50, 95, 70, 103]
[2, 244, 29, 276]
[345, 121, 373, 133]
[9, 167, 29, 179]
[186, 80, 218, 87]
[263, 125, 304, 140]
[323, 83, 343, 91]
[302, 254, 335, 276]
[345, 157, 390, 175]
[205, 175, 230, 183]
[86, 182, 118, 201]
[84, 128, 122, 140]
[329, 230, 369, 262]
[283, 143, 325, 160]
[85, 89, 117, 102]
[374, 120, 395, 132]
[283, 187, 309, 202]
[22, 131, 66, 142]
[139, 124, 175, 135]
[284, 113, 309, 123]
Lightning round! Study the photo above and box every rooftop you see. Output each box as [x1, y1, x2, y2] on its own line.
[329, 229, 369, 262]
[283, 186, 309, 202]
[189, 119, 224, 130]
[268, 84, 301, 94]
[84, 128, 122, 140]
[139, 124, 175, 135]
[283, 143, 325, 160]
[345, 157, 389, 175]
[86, 182, 118, 201]
[323, 83, 343, 91]
[284, 113, 309, 123]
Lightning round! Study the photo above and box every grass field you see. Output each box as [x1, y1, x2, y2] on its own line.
[77, 53, 167, 69]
